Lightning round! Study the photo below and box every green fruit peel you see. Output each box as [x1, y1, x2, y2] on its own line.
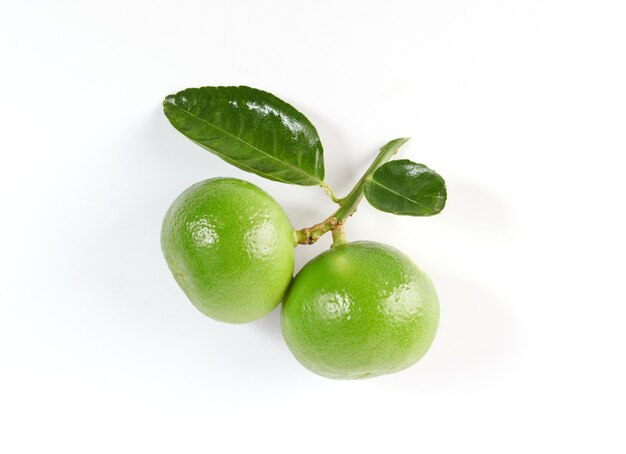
[282, 241, 439, 379]
[161, 178, 294, 323]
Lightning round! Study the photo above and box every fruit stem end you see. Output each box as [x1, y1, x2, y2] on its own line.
[331, 224, 347, 248]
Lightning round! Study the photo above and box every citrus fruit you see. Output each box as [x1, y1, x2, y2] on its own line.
[281, 241, 439, 379]
[161, 177, 296, 323]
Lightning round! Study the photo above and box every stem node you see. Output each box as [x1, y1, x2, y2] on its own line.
[296, 140, 404, 246]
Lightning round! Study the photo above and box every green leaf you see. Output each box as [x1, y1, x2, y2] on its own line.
[163, 86, 324, 186]
[364, 159, 447, 216]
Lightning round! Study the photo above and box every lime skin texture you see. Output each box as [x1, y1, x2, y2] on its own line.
[281, 241, 439, 379]
[161, 177, 296, 324]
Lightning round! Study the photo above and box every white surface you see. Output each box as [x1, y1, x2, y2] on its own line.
[1, 1, 625, 452]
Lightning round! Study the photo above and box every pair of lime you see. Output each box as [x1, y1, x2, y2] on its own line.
[161, 177, 439, 379]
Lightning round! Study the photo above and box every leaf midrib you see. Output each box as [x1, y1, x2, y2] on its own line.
[368, 178, 436, 214]
[167, 101, 320, 184]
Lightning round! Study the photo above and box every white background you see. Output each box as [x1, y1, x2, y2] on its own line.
[1, 1, 625, 452]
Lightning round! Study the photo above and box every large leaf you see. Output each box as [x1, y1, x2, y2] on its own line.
[163, 86, 324, 185]
[364, 160, 447, 216]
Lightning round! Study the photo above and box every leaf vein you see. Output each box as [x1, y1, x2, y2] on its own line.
[368, 179, 436, 214]
[167, 102, 320, 183]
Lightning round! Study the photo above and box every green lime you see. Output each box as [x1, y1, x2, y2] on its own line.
[281, 241, 439, 379]
[161, 177, 295, 324]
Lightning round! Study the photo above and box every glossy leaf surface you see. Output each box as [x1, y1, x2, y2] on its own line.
[364, 160, 447, 216]
[163, 86, 324, 185]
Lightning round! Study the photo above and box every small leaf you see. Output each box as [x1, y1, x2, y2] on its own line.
[163, 86, 324, 186]
[364, 160, 447, 216]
